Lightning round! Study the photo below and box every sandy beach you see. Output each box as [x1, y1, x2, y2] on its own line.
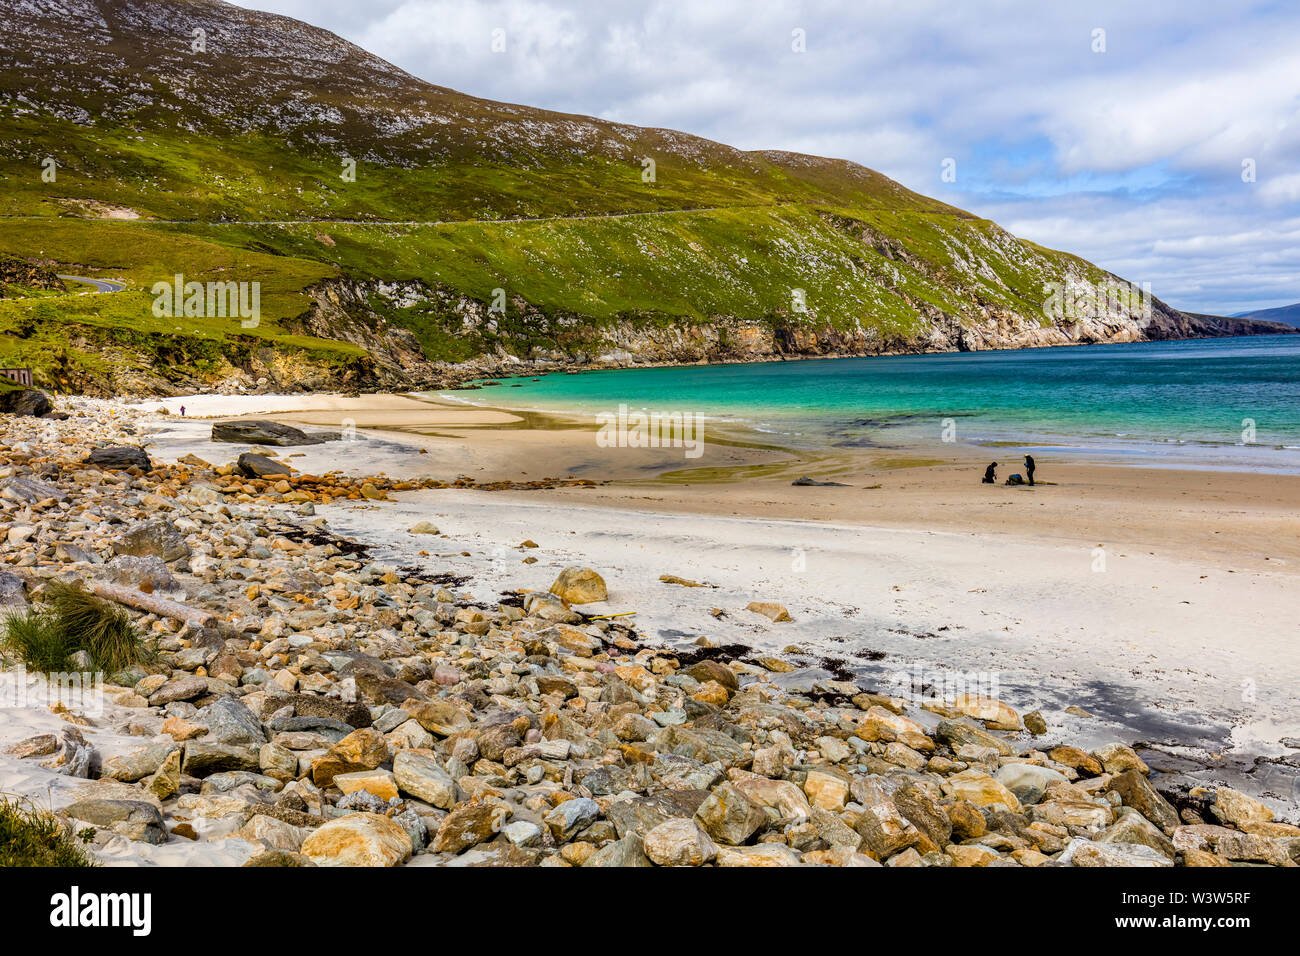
[133, 391, 1300, 794]
[4, 385, 1297, 875]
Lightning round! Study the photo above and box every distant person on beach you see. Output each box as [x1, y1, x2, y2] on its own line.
[1024, 454, 1036, 485]
[179, 405, 185, 417]
[982, 461, 998, 484]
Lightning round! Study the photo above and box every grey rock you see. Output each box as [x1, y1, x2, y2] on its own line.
[200, 771, 282, 794]
[544, 797, 600, 841]
[0, 388, 52, 416]
[113, 518, 191, 562]
[47, 728, 97, 778]
[995, 762, 1069, 806]
[104, 554, 182, 596]
[265, 714, 355, 738]
[392, 750, 457, 809]
[262, 693, 372, 729]
[181, 741, 261, 777]
[0, 475, 67, 503]
[390, 808, 428, 852]
[84, 446, 152, 470]
[148, 675, 209, 706]
[102, 741, 178, 783]
[1097, 806, 1177, 858]
[606, 792, 708, 839]
[583, 834, 653, 867]
[0, 571, 27, 607]
[211, 420, 335, 446]
[237, 453, 292, 478]
[935, 718, 1016, 756]
[62, 799, 167, 844]
[202, 697, 268, 747]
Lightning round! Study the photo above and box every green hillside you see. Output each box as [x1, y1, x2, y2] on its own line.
[0, 0, 1210, 395]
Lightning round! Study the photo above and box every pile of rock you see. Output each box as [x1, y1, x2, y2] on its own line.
[1, 399, 1295, 867]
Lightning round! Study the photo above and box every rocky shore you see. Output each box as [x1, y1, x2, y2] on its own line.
[1, 396, 1296, 867]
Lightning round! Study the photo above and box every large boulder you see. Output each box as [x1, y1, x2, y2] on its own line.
[301, 813, 413, 867]
[211, 420, 336, 446]
[237, 453, 292, 478]
[0, 476, 67, 503]
[113, 518, 191, 562]
[1063, 837, 1174, 868]
[694, 782, 767, 845]
[263, 692, 372, 729]
[549, 566, 608, 604]
[61, 798, 167, 844]
[102, 742, 179, 783]
[310, 728, 388, 787]
[0, 388, 52, 417]
[643, 818, 718, 866]
[104, 554, 183, 596]
[84, 446, 152, 470]
[1210, 787, 1275, 828]
[392, 750, 457, 809]
[1106, 770, 1180, 834]
[202, 697, 269, 748]
[432, 802, 509, 853]
[181, 742, 261, 777]
[583, 834, 653, 867]
[995, 763, 1068, 806]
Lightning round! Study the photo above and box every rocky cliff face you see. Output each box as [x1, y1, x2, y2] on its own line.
[279, 277, 1291, 393]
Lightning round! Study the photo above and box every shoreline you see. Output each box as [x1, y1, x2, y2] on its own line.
[128, 390, 1300, 751]
[134, 390, 1300, 573]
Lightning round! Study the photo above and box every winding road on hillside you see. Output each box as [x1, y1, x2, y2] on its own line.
[55, 274, 126, 293]
[0, 202, 793, 230]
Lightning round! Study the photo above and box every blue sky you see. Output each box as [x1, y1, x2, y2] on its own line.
[233, 0, 1300, 315]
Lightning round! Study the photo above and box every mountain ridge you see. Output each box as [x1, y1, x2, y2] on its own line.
[1229, 303, 1300, 327]
[0, 0, 1291, 396]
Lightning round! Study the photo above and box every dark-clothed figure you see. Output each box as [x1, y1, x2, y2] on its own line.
[982, 461, 998, 484]
[1024, 455, 1036, 486]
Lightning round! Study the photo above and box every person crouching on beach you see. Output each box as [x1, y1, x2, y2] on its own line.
[982, 461, 997, 484]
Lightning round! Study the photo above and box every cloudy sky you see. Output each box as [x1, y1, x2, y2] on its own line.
[232, 0, 1299, 315]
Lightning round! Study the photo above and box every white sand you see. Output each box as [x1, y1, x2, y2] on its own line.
[324, 489, 1300, 774]
[129, 397, 1300, 766]
[0, 670, 257, 866]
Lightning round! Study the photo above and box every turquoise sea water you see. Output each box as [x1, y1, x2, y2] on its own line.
[439, 335, 1300, 472]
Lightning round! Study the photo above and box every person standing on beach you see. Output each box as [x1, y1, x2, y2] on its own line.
[1024, 454, 1036, 485]
[983, 461, 998, 484]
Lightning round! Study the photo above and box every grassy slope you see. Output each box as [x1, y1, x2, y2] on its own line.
[0, 90, 1109, 389]
[0, 216, 351, 390]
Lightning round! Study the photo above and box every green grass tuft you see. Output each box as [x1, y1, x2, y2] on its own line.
[1, 607, 75, 671]
[0, 797, 98, 867]
[1, 581, 147, 674]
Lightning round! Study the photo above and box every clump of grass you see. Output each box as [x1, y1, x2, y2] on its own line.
[1, 608, 74, 671]
[44, 581, 145, 673]
[1, 581, 146, 674]
[0, 796, 97, 867]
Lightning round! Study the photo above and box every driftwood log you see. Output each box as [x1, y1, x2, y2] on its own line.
[85, 580, 216, 628]
[12, 569, 216, 627]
